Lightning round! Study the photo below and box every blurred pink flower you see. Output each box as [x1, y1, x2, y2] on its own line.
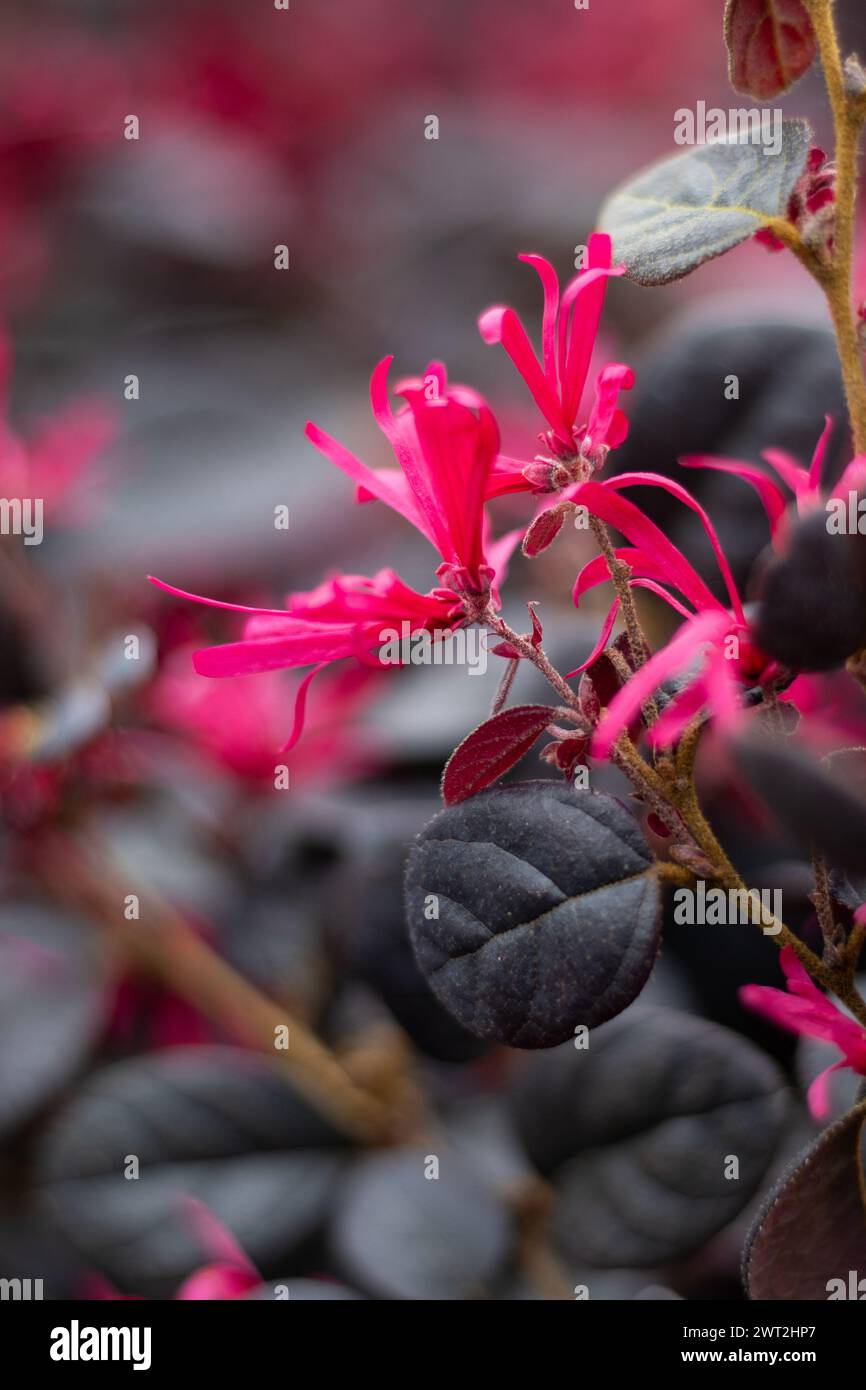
[740, 946, 866, 1119]
[150, 645, 381, 784]
[479, 233, 633, 490]
[0, 329, 115, 526]
[87, 1198, 261, 1302]
[174, 1199, 261, 1301]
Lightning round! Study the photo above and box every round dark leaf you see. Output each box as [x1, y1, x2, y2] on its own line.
[609, 320, 846, 598]
[744, 1104, 866, 1300]
[38, 1046, 348, 1298]
[349, 854, 488, 1064]
[511, 1007, 787, 1267]
[0, 901, 105, 1140]
[754, 506, 866, 671]
[330, 1148, 511, 1300]
[732, 734, 866, 874]
[405, 782, 662, 1048]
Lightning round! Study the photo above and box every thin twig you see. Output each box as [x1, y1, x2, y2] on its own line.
[32, 831, 393, 1144]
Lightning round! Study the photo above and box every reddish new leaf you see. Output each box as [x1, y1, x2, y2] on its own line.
[744, 1104, 866, 1300]
[541, 733, 589, 779]
[441, 704, 557, 805]
[490, 602, 543, 659]
[724, 0, 817, 100]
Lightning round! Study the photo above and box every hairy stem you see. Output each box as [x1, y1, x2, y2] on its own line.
[805, 0, 866, 450]
[587, 514, 661, 735]
[812, 851, 844, 966]
[485, 611, 582, 713]
[490, 655, 520, 716]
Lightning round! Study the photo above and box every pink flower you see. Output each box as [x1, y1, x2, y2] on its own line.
[478, 232, 633, 492]
[740, 946, 866, 1120]
[565, 474, 778, 757]
[305, 356, 501, 597]
[680, 417, 866, 549]
[152, 359, 520, 749]
[148, 568, 480, 750]
[0, 329, 115, 526]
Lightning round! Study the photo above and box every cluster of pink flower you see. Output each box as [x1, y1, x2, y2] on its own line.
[150, 230, 862, 762]
[151, 234, 866, 1111]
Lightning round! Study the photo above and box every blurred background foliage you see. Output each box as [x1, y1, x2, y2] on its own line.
[0, 0, 865, 1301]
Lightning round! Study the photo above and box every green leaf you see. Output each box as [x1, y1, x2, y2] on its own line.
[599, 118, 811, 287]
[724, 0, 817, 101]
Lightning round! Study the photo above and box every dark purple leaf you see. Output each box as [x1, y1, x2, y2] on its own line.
[754, 506, 866, 671]
[512, 1007, 787, 1267]
[744, 1104, 866, 1300]
[406, 781, 662, 1047]
[38, 1046, 348, 1298]
[732, 734, 866, 874]
[330, 1148, 511, 1300]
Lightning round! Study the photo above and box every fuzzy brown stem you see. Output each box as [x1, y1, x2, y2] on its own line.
[485, 611, 582, 712]
[33, 832, 393, 1143]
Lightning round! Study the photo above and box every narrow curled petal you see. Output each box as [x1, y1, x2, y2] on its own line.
[566, 596, 621, 677]
[479, 304, 566, 437]
[305, 412, 435, 547]
[560, 234, 620, 423]
[631, 578, 693, 620]
[679, 454, 788, 543]
[369, 355, 456, 554]
[704, 643, 740, 733]
[806, 1060, 846, 1121]
[281, 663, 329, 752]
[147, 576, 296, 619]
[192, 624, 363, 677]
[741, 946, 866, 1117]
[585, 363, 634, 449]
[517, 254, 559, 385]
[590, 609, 730, 759]
[646, 671, 712, 745]
[573, 548, 639, 605]
[397, 386, 498, 574]
[571, 479, 725, 615]
[573, 551, 693, 623]
[761, 445, 811, 498]
[606, 472, 744, 623]
[808, 415, 833, 494]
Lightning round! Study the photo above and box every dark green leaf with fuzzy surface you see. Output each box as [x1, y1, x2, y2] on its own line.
[405, 781, 661, 1048]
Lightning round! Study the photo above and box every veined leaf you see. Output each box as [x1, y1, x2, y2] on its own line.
[599, 119, 811, 286]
